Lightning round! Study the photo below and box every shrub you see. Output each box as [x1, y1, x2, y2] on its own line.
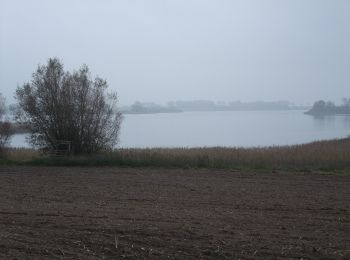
[0, 94, 12, 156]
[16, 58, 122, 154]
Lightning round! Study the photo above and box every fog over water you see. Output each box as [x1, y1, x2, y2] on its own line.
[2, 1, 350, 148]
[10, 111, 350, 148]
[1, 0, 350, 105]
[119, 111, 350, 148]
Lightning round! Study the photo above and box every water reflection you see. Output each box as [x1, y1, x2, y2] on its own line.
[311, 114, 350, 130]
[9, 133, 30, 148]
[311, 115, 336, 129]
[342, 115, 350, 129]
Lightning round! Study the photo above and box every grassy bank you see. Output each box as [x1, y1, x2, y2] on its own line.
[1, 138, 350, 172]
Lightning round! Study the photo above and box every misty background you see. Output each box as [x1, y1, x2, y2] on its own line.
[1, 0, 349, 106]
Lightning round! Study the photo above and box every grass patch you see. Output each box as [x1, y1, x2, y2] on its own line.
[1, 138, 350, 172]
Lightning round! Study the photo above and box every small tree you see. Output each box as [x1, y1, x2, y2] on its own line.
[0, 93, 12, 155]
[16, 58, 122, 154]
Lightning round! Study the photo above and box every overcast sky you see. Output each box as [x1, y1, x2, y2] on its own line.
[1, 0, 349, 106]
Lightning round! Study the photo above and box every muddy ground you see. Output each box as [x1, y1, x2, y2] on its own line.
[0, 167, 349, 259]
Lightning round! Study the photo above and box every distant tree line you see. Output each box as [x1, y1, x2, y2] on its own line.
[125, 101, 182, 114]
[121, 100, 306, 114]
[305, 98, 350, 116]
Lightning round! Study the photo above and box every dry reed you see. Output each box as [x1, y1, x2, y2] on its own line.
[1, 138, 350, 171]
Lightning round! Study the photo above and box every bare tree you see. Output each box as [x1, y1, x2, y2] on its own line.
[0, 93, 12, 154]
[16, 58, 122, 154]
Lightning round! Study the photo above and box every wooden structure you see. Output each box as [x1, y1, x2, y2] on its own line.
[47, 140, 71, 157]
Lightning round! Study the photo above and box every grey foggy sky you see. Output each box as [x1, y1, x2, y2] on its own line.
[0, 0, 349, 106]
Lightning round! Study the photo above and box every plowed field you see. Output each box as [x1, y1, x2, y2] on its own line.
[0, 167, 349, 259]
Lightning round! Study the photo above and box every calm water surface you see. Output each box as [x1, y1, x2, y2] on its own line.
[10, 110, 350, 148]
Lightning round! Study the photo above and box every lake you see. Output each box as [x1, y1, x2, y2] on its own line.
[9, 110, 350, 148]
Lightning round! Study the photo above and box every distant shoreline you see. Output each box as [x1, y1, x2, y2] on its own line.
[122, 107, 309, 115]
[121, 100, 310, 115]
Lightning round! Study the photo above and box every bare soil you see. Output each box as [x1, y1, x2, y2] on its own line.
[0, 167, 349, 259]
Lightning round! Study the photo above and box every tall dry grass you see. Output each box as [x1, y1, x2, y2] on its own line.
[1, 138, 350, 171]
[112, 137, 350, 170]
[1, 148, 40, 162]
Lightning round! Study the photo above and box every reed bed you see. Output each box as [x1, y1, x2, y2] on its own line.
[110, 138, 350, 171]
[1, 148, 40, 161]
[1, 138, 350, 171]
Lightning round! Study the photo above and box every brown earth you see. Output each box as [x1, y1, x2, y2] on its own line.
[0, 166, 349, 259]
